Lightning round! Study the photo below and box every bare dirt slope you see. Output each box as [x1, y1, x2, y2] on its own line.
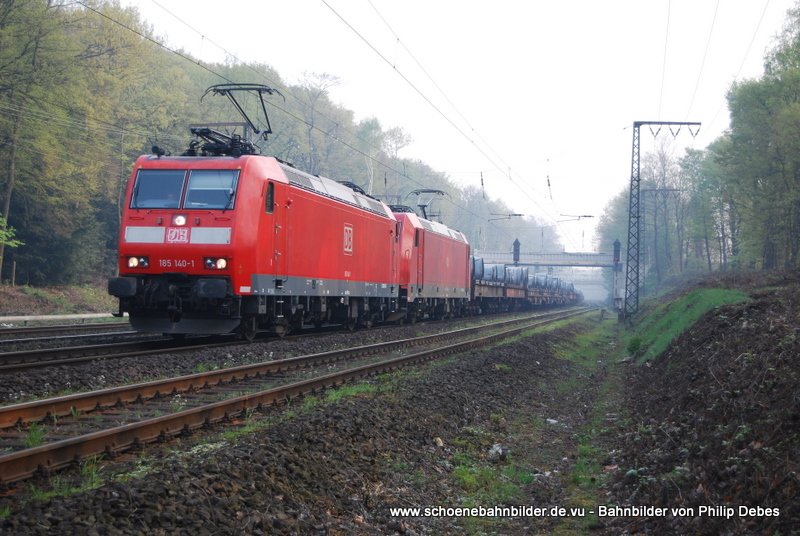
[602, 273, 800, 534]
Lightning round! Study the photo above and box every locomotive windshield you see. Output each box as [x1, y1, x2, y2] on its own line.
[185, 170, 239, 209]
[130, 169, 239, 210]
[130, 169, 185, 209]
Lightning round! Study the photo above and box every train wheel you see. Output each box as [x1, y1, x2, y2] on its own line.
[273, 318, 290, 338]
[240, 317, 258, 342]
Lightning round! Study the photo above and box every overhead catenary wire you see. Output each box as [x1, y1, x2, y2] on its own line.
[70, 0, 523, 243]
[364, 0, 533, 197]
[0, 99, 186, 146]
[362, 1, 563, 224]
[320, 0, 556, 221]
[657, 0, 672, 119]
[145, 0, 564, 241]
[705, 0, 772, 134]
[685, 0, 720, 121]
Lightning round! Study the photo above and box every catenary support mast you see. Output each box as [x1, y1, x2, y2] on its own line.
[623, 120, 700, 319]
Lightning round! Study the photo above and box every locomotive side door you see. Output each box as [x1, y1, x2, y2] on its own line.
[266, 181, 288, 284]
[415, 228, 424, 293]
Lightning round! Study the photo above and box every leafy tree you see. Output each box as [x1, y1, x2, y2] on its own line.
[0, 0, 568, 286]
[0, 215, 22, 249]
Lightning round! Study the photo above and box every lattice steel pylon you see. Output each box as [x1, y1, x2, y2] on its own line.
[623, 120, 700, 318]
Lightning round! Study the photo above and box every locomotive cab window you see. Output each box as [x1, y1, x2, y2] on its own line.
[185, 170, 240, 209]
[265, 182, 275, 213]
[130, 169, 186, 209]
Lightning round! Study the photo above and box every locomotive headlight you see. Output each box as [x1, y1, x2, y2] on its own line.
[204, 257, 228, 270]
[127, 256, 149, 268]
[173, 215, 187, 226]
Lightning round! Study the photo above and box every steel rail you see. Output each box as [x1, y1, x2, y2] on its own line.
[0, 307, 585, 427]
[0, 337, 240, 373]
[0, 331, 144, 348]
[0, 307, 592, 483]
[0, 322, 131, 339]
[0, 322, 365, 372]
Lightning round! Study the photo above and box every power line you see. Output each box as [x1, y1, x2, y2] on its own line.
[733, 0, 773, 80]
[0, 98, 186, 145]
[705, 0, 772, 133]
[364, 0, 555, 217]
[72, 0, 521, 243]
[364, 0, 522, 189]
[320, 0, 554, 219]
[685, 0, 720, 120]
[657, 0, 672, 119]
[142, 0, 556, 236]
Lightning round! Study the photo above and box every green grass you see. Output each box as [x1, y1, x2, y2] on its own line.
[23, 423, 45, 448]
[553, 316, 616, 368]
[80, 454, 104, 490]
[115, 453, 155, 483]
[570, 441, 600, 487]
[451, 451, 530, 504]
[324, 383, 377, 403]
[19, 286, 74, 311]
[628, 288, 750, 362]
[23, 455, 106, 503]
[194, 362, 219, 373]
[549, 315, 622, 535]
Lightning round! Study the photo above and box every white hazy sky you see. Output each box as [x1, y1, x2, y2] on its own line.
[121, 0, 796, 252]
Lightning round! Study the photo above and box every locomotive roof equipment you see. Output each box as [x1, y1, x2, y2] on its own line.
[184, 83, 285, 157]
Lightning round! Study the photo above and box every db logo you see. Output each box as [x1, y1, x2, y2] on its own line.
[166, 227, 190, 243]
[343, 224, 354, 255]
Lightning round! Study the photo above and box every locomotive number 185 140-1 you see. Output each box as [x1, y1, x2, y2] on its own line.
[158, 259, 196, 269]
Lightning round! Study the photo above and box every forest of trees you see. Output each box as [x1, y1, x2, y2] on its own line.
[0, 0, 560, 286]
[596, 3, 800, 289]
[6, 1, 800, 290]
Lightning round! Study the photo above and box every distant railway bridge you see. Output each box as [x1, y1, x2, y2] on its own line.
[476, 242, 622, 304]
[474, 251, 615, 268]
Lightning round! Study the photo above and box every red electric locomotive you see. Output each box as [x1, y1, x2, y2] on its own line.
[391, 207, 471, 321]
[108, 152, 400, 338]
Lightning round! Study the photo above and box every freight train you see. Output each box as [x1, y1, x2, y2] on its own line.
[107, 85, 580, 339]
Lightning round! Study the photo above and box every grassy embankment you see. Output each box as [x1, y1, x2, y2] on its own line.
[442, 288, 751, 535]
[550, 287, 750, 534]
[0, 284, 116, 318]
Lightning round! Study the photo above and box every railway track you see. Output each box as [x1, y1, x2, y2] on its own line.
[0, 310, 547, 372]
[0, 322, 364, 372]
[0, 306, 592, 484]
[0, 336, 238, 373]
[0, 322, 131, 340]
